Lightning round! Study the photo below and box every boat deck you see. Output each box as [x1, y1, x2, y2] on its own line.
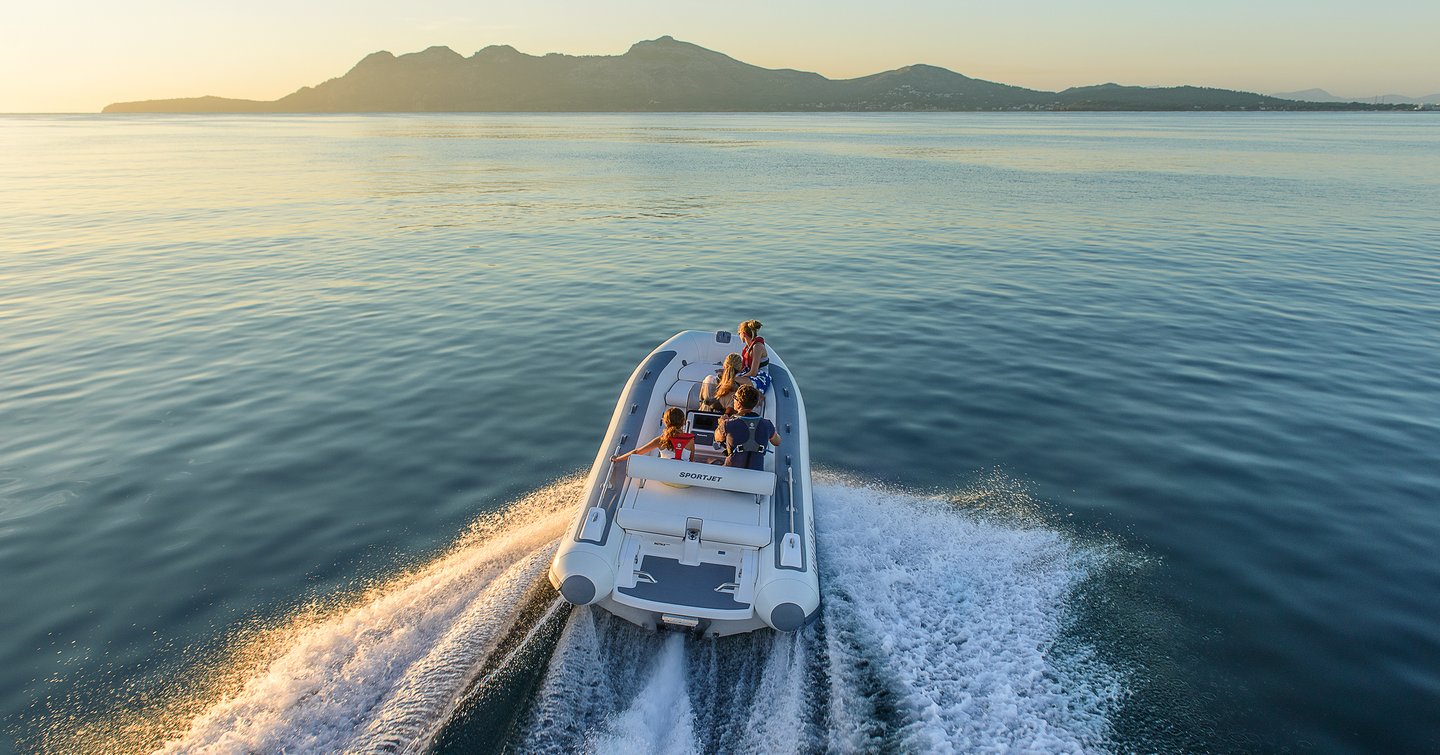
[616, 555, 749, 610]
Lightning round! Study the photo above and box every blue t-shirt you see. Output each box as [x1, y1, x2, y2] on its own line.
[721, 413, 775, 470]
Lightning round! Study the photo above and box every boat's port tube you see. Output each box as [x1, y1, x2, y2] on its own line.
[549, 550, 615, 606]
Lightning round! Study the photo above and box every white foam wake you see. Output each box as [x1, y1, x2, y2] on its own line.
[516, 474, 1124, 753]
[814, 478, 1121, 753]
[152, 480, 580, 754]
[63, 473, 1122, 753]
[588, 633, 697, 755]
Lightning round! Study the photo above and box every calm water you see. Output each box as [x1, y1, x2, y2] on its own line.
[2, 112, 1438, 753]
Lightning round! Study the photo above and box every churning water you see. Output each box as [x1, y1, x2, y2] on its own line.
[47, 475, 1121, 753]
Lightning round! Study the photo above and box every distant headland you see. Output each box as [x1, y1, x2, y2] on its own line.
[103, 36, 1415, 114]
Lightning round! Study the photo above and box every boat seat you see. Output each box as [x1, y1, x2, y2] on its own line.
[665, 380, 703, 410]
[702, 519, 772, 547]
[678, 362, 721, 382]
[616, 508, 772, 548]
[627, 454, 776, 496]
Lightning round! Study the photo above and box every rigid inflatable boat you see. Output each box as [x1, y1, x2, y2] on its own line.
[548, 330, 820, 636]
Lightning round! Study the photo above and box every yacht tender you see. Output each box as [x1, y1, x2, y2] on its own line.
[548, 330, 820, 636]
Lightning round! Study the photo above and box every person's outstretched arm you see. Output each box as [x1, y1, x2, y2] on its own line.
[613, 436, 661, 462]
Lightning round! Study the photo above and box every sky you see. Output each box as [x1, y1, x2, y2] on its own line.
[3, 0, 1438, 112]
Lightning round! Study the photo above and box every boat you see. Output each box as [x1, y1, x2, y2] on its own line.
[548, 329, 820, 636]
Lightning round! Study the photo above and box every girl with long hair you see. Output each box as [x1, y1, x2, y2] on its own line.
[612, 407, 695, 462]
[701, 352, 750, 413]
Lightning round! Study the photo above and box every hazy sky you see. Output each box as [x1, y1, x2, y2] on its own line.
[4, 0, 1438, 112]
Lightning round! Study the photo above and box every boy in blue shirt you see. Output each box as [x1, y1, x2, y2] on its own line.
[715, 384, 781, 470]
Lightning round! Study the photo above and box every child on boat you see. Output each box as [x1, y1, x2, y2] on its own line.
[612, 407, 695, 463]
[700, 352, 751, 413]
[715, 384, 781, 470]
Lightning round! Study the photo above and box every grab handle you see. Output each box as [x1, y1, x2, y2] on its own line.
[601, 439, 625, 494]
[787, 464, 796, 534]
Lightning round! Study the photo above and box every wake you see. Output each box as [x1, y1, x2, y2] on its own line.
[60, 473, 1125, 753]
[518, 477, 1123, 753]
[150, 481, 580, 754]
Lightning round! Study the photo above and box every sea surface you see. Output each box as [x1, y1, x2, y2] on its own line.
[2, 112, 1437, 754]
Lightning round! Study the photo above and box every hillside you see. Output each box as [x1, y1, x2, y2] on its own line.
[103, 37, 1409, 113]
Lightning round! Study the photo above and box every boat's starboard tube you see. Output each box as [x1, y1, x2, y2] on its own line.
[753, 577, 821, 632]
[746, 361, 819, 632]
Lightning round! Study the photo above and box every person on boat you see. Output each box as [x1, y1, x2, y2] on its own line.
[715, 384, 781, 470]
[737, 319, 772, 395]
[612, 407, 695, 463]
[700, 353, 752, 413]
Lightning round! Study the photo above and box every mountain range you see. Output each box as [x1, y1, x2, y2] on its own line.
[1271, 88, 1440, 106]
[103, 36, 1415, 114]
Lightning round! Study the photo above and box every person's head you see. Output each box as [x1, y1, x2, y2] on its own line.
[733, 384, 760, 413]
[716, 353, 744, 394]
[738, 320, 762, 341]
[660, 406, 687, 441]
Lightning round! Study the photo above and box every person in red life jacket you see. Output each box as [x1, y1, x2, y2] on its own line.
[737, 319, 772, 395]
[700, 353, 752, 413]
[714, 384, 781, 470]
[612, 407, 695, 463]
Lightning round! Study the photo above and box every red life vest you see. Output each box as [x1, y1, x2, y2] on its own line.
[741, 336, 766, 372]
[666, 432, 695, 461]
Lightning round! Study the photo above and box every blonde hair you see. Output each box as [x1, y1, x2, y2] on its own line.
[659, 407, 687, 445]
[715, 353, 745, 397]
[738, 320, 763, 339]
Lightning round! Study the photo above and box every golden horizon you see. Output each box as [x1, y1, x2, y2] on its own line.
[4, 3, 1438, 112]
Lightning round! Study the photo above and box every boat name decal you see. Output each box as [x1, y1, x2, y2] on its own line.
[679, 471, 725, 482]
